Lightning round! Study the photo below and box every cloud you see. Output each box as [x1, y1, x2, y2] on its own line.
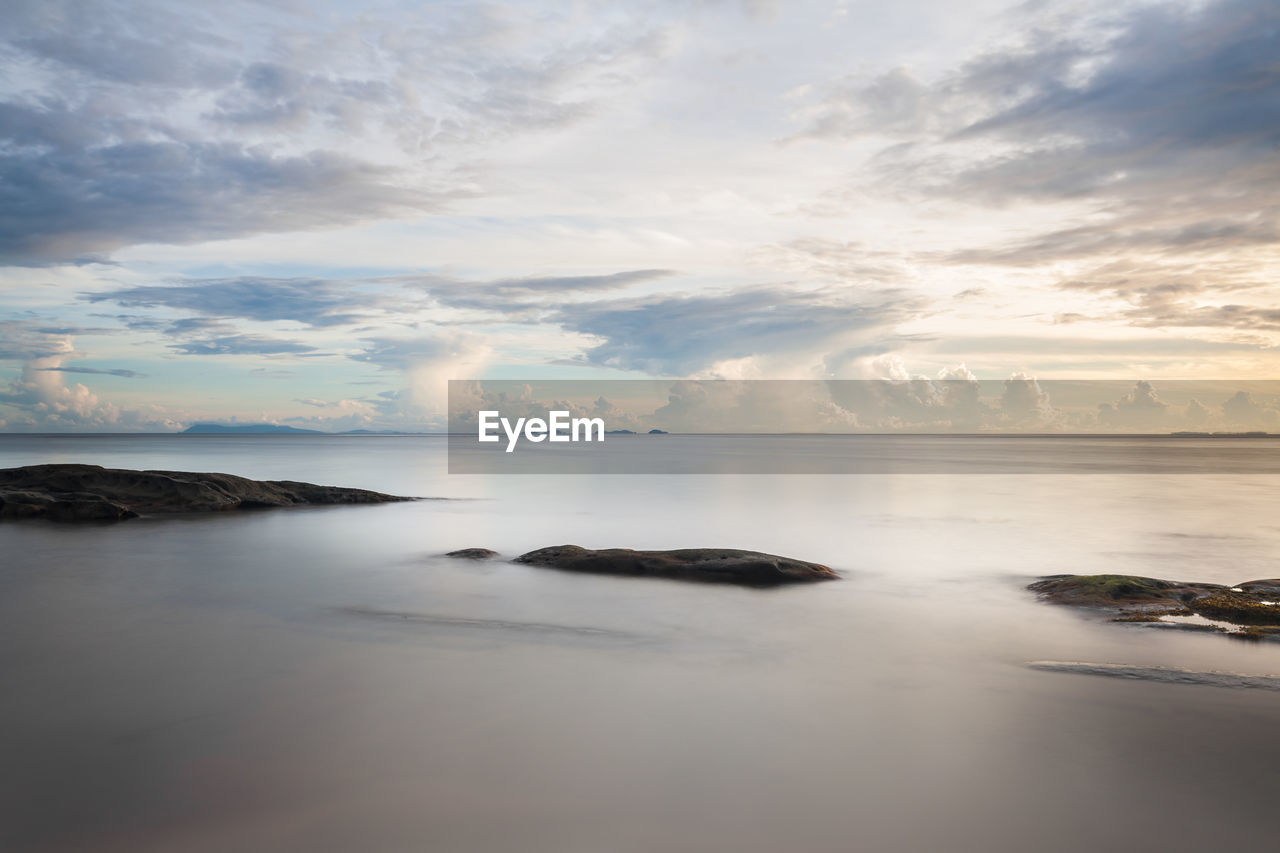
[944, 0, 1279, 206]
[447, 376, 1280, 435]
[0, 114, 429, 264]
[1221, 390, 1279, 428]
[0, 352, 179, 431]
[36, 365, 145, 378]
[1044, 257, 1280, 333]
[354, 331, 491, 416]
[797, 0, 1279, 329]
[168, 335, 317, 356]
[88, 269, 673, 332]
[750, 239, 908, 285]
[87, 277, 396, 327]
[1097, 379, 1169, 430]
[0, 319, 81, 359]
[552, 285, 925, 375]
[411, 269, 675, 315]
[648, 380, 860, 432]
[0, 0, 670, 263]
[99, 313, 324, 358]
[931, 335, 1268, 356]
[998, 374, 1055, 426]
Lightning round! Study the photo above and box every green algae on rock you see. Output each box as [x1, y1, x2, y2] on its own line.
[1027, 574, 1220, 610]
[1188, 592, 1280, 626]
[1028, 573, 1280, 639]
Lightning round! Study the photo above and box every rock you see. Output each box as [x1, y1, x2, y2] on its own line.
[1028, 574, 1280, 636]
[513, 545, 838, 586]
[1235, 579, 1280, 595]
[0, 463, 415, 523]
[1187, 592, 1280, 626]
[1027, 574, 1221, 612]
[445, 548, 500, 560]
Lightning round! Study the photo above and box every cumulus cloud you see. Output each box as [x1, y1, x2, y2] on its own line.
[648, 380, 858, 433]
[0, 352, 179, 431]
[355, 331, 492, 416]
[446, 377, 1280, 434]
[820, 369, 990, 432]
[1097, 380, 1168, 430]
[1221, 391, 1279, 428]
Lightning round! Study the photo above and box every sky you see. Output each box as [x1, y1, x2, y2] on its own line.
[0, 0, 1277, 431]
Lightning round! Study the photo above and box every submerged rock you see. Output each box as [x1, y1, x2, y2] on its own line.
[0, 463, 414, 522]
[513, 545, 838, 586]
[445, 548, 500, 560]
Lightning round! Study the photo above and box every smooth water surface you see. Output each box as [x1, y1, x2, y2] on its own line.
[3, 435, 1280, 852]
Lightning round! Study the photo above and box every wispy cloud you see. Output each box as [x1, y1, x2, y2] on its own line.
[169, 335, 318, 356]
[553, 285, 926, 375]
[36, 365, 145, 378]
[87, 278, 397, 327]
[798, 0, 1280, 327]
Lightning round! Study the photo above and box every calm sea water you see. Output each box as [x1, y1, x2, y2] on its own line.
[3, 435, 1280, 852]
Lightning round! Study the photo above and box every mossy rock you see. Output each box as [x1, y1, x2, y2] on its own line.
[1028, 574, 1220, 610]
[1187, 593, 1280, 626]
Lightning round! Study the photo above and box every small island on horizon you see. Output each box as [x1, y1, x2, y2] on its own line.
[183, 423, 424, 436]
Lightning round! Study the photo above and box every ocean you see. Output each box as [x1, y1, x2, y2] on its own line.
[3, 434, 1280, 852]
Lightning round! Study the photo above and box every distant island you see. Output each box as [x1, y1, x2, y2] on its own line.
[1170, 431, 1272, 437]
[183, 423, 421, 435]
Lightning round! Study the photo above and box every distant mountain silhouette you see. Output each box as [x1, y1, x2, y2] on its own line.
[184, 423, 325, 435]
[183, 423, 423, 435]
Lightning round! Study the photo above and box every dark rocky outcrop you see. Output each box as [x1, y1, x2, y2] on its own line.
[1028, 573, 1280, 638]
[445, 548, 500, 560]
[513, 545, 838, 586]
[1027, 574, 1220, 611]
[0, 463, 414, 522]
